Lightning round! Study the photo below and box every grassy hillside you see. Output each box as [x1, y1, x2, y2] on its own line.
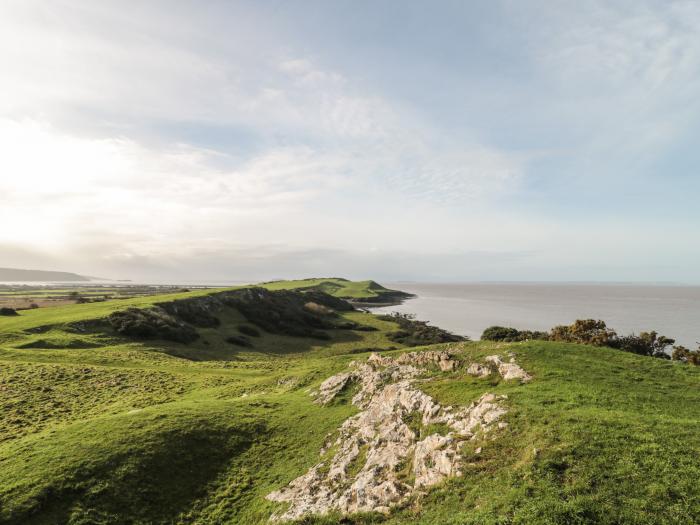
[0, 281, 698, 524]
[262, 278, 413, 303]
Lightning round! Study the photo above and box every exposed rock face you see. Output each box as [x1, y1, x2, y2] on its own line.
[465, 354, 532, 383]
[378, 314, 466, 347]
[158, 297, 221, 327]
[105, 288, 359, 345]
[267, 350, 517, 522]
[466, 362, 492, 378]
[108, 307, 199, 343]
[221, 287, 354, 339]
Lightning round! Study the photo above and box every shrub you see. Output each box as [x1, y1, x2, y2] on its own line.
[550, 319, 618, 346]
[0, 307, 18, 316]
[482, 326, 549, 342]
[482, 326, 520, 341]
[486, 318, 679, 361]
[672, 345, 700, 365]
[610, 331, 674, 359]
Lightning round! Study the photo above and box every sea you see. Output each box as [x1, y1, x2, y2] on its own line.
[370, 283, 700, 349]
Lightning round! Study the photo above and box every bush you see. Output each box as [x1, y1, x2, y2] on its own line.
[610, 331, 674, 359]
[672, 345, 700, 365]
[480, 326, 548, 342]
[481, 326, 520, 341]
[485, 318, 679, 362]
[550, 319, 617, 346]
[0, 307, 18, 316]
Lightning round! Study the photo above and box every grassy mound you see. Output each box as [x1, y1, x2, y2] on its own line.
[0, 280, 699, 524]
[263, 278, 413, 304]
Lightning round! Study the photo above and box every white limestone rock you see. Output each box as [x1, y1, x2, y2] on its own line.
[268, 351, 512, 522]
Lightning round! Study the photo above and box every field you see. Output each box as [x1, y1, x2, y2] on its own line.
[0, 285, 197, 310]
[0, 280, 698, 524]
[0, 278, 408, 312]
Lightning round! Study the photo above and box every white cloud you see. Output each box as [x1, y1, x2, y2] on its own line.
[3, 0, 696, 282]
[530, 0, 700, 166]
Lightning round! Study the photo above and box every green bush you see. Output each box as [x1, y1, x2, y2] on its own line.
[481, 326, 548, 342]
[481, 326, 521, 341]
[610, 331, 674, 359]
[550, 319, 617, 346]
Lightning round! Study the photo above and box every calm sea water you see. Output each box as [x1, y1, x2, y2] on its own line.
[371, 283, 700, 349]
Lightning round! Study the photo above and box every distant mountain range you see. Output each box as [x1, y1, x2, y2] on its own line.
[0, 267, 90, 282]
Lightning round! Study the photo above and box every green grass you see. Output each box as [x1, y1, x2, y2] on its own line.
[0, 282, 699, 524]
[261, 278, 403, 300]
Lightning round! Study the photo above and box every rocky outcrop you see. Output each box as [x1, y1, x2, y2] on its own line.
[158, 297, 221, 327]
[465, 354, 532, 382]
[466, 362, 492, 378]
[220, 287, 354, 339]
[108, 307, 199, 343]
[485, 355, 532, 382]
[378, 314, 466, 347]
[105, 288, 359, 345]
[313, 350, 455, 407]
[267, 350, 519, 522]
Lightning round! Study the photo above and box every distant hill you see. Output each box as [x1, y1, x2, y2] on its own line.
[0, 267, 90, 282]
[262, 277, 414, 304]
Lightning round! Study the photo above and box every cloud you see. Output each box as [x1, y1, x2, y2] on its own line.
[1, 0, 698, 282]
[529, 0, 700, 166]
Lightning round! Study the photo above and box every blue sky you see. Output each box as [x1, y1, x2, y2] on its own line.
[1, 0, 699, 282]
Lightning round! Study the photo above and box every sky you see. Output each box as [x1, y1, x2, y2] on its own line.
[1, 0, 700, 283]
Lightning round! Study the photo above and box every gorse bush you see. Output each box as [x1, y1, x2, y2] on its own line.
[550, 319, 618, 346]
[481, 326, 520, 341]
[672, 345, 700, 365]
[481, 326, 548, 342]
[610, 331, 675, 359]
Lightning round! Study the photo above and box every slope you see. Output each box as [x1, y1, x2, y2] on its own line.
[0, 281, 698, 524]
